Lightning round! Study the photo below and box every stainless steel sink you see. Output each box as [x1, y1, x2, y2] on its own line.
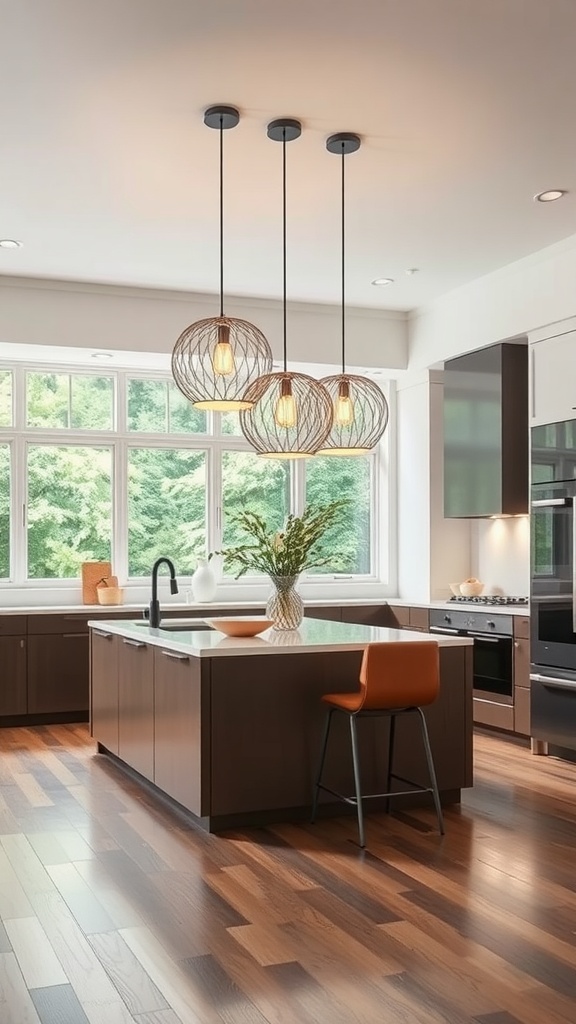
[132, 620, 213, 631]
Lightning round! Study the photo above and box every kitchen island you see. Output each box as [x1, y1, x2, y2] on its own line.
[89, 617, 474, 832]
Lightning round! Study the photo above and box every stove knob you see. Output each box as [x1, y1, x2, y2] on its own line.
[487, 620, 495, 628]
[444, 615, 451, 623]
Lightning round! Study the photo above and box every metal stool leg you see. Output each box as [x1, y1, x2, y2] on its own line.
[349, 714, 365, 848]
[417, 707, 445, 835]
[385, 713, 396, 814]
[311, 709, 334, 823]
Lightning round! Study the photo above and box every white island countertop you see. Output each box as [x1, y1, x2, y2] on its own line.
[88, 616, 474, 659]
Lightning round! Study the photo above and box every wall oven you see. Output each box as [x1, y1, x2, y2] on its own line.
[429, 609, 514, 704]
[531, 419, 576, 752]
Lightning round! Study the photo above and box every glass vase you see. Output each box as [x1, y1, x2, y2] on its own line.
[266, 574, 304, 631]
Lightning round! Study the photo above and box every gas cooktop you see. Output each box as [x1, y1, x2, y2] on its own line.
[448, 596, 529, 605]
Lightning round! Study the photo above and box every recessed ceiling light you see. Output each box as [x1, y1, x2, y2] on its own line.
[371, 277, 394, 286]
[91, 351, 114, 360]
[0, 239, 23, 249]
[533, 189, 566, 203]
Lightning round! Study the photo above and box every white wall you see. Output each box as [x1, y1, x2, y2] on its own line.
[470, 517, 530, 597]
[0, 275, 408, 371]
[409, 231, 576, 370]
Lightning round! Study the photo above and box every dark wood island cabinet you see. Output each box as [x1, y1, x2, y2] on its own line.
[89, 617, 474, 833]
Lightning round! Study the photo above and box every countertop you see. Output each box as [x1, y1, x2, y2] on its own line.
[1, 598, 530, 616]
[88, 616, 474, 659]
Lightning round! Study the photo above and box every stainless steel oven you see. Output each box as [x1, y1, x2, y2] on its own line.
[530, 419, 576, 751]
[429, 609, 514, 704]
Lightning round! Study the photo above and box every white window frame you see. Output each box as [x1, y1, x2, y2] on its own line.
[0, 360, 396, 600]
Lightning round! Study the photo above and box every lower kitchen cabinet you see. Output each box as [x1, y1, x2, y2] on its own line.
[340, 606, 389, 627]
[154, 647, 205, 816]
[90, 629, 119, 753]
[118, 637, 154, 780]
[27, 632, 89, 714]
[0, 635, 27, 715]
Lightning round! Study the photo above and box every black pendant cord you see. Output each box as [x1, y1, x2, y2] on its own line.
[341, 144, 346, 375]
[282, 128, 288, 373]
[219, 115, 224, 318]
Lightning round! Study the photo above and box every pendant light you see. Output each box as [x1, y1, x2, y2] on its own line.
[171, 105, 273, 411]
[240, 118, 333, 458]
[317, 133, 389, 455]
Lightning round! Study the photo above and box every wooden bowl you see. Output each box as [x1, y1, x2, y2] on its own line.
[204, 616, 274, 637]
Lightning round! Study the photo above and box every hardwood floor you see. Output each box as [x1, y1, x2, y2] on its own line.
[0, 724, 575, 1024]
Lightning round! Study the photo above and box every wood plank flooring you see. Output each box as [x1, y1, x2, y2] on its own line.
[0, 724, 575, 1023]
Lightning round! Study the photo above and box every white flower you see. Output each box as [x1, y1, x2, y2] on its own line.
[271, 531, 285, 552]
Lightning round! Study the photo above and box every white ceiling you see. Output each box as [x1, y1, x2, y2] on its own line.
[2, 0, 576, 312]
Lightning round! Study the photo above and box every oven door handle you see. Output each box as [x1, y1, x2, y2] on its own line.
[531, 672, 576, 693]
[532, 497, 572, 507]
[428, 626, 460, 634]
[467, 633, 509, 642]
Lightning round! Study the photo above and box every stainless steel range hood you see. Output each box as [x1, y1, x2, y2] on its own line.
[443, 341, 528, 518]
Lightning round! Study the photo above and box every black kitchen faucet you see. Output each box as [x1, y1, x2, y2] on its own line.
[149, 557, 178, 628]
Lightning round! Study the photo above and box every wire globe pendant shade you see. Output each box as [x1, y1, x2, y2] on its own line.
[317, 133, 389, 456]
[171, 105, 273, 411]
[240, 118, 333, 458]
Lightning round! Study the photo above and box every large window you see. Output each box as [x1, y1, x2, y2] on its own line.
[305, 456, 372, 574]
[27, 372, 114, 430]
[27, 445, 112, 578]
[0, 364, 388, 585]
[221, 451, 290, 560]
[128, 447, 206, 575]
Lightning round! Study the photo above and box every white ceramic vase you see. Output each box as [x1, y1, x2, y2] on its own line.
[191, 558, 217, 603]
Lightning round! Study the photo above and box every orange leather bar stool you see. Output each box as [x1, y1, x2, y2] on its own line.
[311, 641, 444, 848]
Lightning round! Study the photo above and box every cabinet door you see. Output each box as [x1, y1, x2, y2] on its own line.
[0, 636, 27, 715]
[409, 607, 430, 631]
[304, 606, 341, 621]
[27, 633, 89, 714]
[531, 331, 576, 427]
[118, 638, 154, 781]
[387, 605, 411, 628]
[91, 630, 119, 753]
[340, 606, 388, 627]
[154, 648, 205, 816]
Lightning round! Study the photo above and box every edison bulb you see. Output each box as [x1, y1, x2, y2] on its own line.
[212, 340, 235, 375]
[275, 393, 297, 428]
[212, 322, 236, 376]
[274, 377, 297, 428]
[335, 394, 354, 426]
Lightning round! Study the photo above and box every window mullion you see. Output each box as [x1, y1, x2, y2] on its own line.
[211, 445, 222, 556]
[114, 439, 128, 586]
[13, 436, 27, 585]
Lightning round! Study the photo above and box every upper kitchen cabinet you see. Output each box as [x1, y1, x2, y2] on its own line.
[530, 329, 576, 428]
[444, 342, 528, 518]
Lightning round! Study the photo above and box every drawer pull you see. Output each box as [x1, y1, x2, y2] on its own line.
[161, 650, 190, 662]
[63, 632, 88, 639]
[93, 629, 113, 640]
[122, 638, 147, 649]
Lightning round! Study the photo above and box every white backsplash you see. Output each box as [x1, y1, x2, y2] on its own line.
[471, 516, 530, 596]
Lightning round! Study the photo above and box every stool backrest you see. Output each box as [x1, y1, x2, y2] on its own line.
[358, 641, 440, 710]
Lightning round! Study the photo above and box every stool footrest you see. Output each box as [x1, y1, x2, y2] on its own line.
[316, 782, 434, 805]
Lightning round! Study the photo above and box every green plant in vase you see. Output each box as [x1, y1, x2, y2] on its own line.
[219, 499, 349, 630]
